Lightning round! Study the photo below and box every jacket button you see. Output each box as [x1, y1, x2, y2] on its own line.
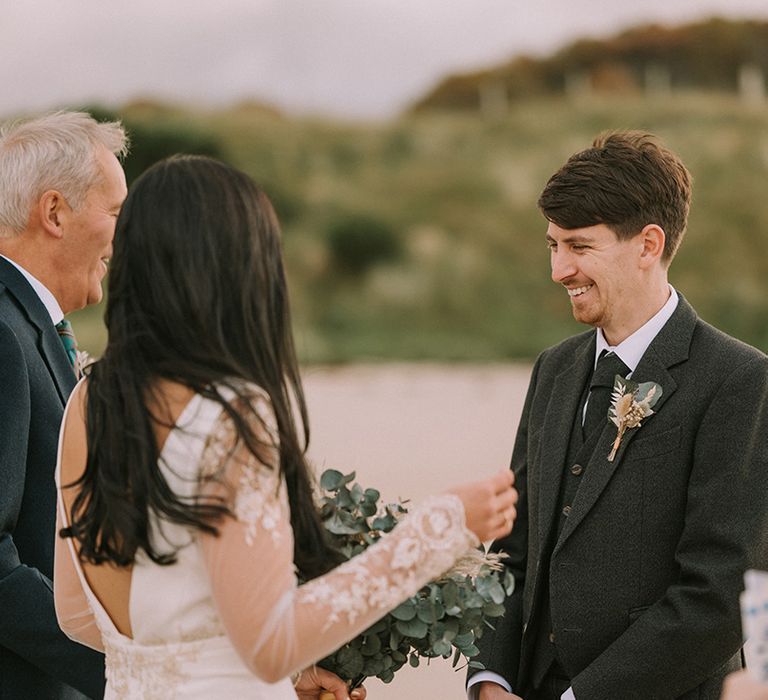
[562, 505, 572, 516]
[549, 631, 556, 643]
[570, 463, 583, 476]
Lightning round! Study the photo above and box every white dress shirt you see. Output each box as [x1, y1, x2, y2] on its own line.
[0, 255, 64, 324]
[467, 287, 679, 700]
[593, 286, 678, 375]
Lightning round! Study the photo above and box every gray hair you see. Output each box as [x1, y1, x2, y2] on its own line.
[0, 111, 129, 236]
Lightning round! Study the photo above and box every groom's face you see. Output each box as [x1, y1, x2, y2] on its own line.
[547, 222, 645, 336]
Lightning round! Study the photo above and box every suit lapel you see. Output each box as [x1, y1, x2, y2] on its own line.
[0, 257, 75, 403]
[553, 296, 696, 554]
[536, 333, 595, 550]
[41, 322, 77, 401]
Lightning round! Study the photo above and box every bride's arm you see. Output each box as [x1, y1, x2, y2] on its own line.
[53, 382, 105, 653]
[53, 508, 105, 652]
[198, 401, 483, 683]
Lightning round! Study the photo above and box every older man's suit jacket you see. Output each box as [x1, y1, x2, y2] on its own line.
[0, 257, 105, 699]
[473, 295, 768, 700]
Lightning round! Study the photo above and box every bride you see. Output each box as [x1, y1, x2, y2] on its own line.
[54, 155, 518, 699]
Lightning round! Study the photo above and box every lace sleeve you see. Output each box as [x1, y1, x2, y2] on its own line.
[197, 406, 478, 684]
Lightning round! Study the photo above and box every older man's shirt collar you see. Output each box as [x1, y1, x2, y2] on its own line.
[0, 255, 64, 325]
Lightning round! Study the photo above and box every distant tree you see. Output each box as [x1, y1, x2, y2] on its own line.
[326, 214, 402, 278]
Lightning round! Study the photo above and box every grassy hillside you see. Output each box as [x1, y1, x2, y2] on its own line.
[70, 93, 768, 361]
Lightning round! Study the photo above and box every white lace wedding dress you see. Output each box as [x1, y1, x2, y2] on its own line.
[54, 384, 479, 699]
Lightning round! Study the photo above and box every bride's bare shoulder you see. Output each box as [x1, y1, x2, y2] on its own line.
[59, 379, 89, 490]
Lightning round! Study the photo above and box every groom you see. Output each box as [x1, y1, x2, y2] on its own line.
[469, 131, 768, 699]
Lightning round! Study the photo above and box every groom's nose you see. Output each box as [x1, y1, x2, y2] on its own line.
[550, 249, 577, 283]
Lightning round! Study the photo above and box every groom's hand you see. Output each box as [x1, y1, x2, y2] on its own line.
[477, 681, 523, 699]
[294, 665, 366, 700]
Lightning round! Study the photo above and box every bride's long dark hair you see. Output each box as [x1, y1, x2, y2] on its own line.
[60, 155, 338, 579]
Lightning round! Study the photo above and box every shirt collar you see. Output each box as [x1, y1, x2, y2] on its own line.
[594, 286, 679, 373]
[0, 255, 64, 325]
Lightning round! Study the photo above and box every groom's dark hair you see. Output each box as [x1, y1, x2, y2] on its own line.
[537, 130, 692, 263]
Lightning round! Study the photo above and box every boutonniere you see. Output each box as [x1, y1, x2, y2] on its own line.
[75, 350, 95, 379]
[607, 376, 663, 461]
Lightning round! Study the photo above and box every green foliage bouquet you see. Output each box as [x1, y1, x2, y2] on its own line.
[314, 469, 515, 689]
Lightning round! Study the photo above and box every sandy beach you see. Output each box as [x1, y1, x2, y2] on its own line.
[303, 363, 532, 700]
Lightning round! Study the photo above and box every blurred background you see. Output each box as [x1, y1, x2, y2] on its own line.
[7, 2, 768, 697]
[5, 0, 768, 360]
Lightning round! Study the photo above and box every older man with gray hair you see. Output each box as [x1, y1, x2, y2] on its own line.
[0, 111, 128, 699]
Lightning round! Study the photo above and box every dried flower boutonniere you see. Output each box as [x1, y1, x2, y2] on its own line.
[607, 376, 663, 462]
[75, 350, 95, 379]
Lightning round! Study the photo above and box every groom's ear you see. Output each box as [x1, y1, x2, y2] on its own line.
[638, 224, 665, 268]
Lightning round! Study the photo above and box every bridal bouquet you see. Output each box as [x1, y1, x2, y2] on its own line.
[315, 469, 514, 689]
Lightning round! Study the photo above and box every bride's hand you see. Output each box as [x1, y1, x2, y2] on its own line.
[295, 665, 366, 700]
[448, 469, 517, 542]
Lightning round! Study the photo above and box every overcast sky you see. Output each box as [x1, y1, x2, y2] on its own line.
[5, 0, 768, 120]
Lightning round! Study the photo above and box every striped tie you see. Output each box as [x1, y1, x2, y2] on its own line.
[55, 319, 78, 372]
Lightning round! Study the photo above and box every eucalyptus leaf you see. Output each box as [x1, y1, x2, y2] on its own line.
[364, 488, 380, 501]
[636, 381, 663, 407]
[360, 502, 377, 517]
[390, 601, 417, 621]
[483, 601, 506, 617]
[389, 629, 402, 649]
[335, 645, 364, 678]
[395, 617, 428, 638]
[320, 469, 345, 490]
[325, 514, 364, 535]
[361, 634, 382, 656]
[363, 657, 384, 675]
[372, 514, 397, 532]
[486, 579, 506, 604]
[454, 632, 474, 647]
[442, 580, 458, 608]
[335, 487, 353, 508]
[416, 598, 440, 623]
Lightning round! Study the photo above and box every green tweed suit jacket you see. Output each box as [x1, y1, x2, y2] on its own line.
[473, 295, 768, 700]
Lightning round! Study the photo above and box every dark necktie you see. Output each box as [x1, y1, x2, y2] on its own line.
[55, 319, 78, 372]
[583, 350, 630, 437]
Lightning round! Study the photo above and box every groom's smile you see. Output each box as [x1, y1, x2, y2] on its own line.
[567, 284, 593, 297]
[546, 221, 651, 344]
